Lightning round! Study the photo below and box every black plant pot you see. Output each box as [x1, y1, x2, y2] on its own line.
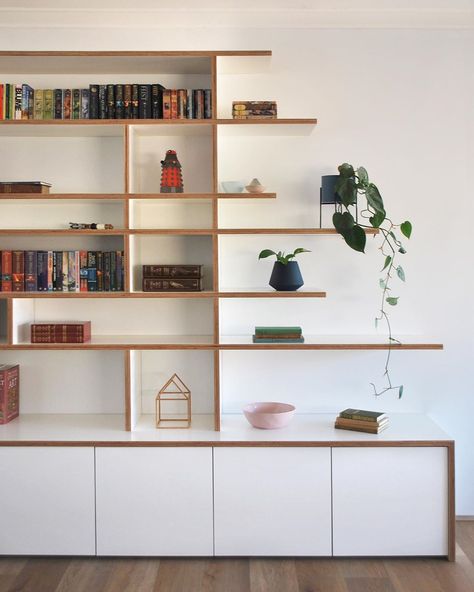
[269, 261, 304, 291]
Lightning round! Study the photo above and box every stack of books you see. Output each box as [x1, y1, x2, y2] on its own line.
[252, 326, 304, 343]
[0, 181, 51, 194]
[142, 264, 203, 292]
[0, 364, 20, 425]
[30, 321, 91, 344]
[335, 408, 389, 434]
[232, 101, 277, 119]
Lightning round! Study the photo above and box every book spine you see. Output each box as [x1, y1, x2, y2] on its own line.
[252, 336, 305, 343]
[186, 89, 193, 119]
[15, 84, 22, 119]
[170, 89, 178, 119]
[52, 251, 60, 291]
[0, 366, 20, 424]
[75, 250, 80, 292]
[115, 84, 124, 119]
[96, 251, 104, 291]
[104, 251, 111, 291]
[142, 278, 202, 291]
[87, 251, 97, 291]
[194, 90, 204, 119]
[68, 251, 76, 292]
[142, 265, 202, 278]
[255, 326, 302, 336]
[21, 84, 29, 119]
[204, 89, 212, 119]
[98, 85, 107, 119]
[131, 84, 139, 119]
[54, 88, 63, 119]
[106, 84, 115, 119]
[47, 251, 53, 291]
[162, 89, 171, 119]
[12, 250, 24, 292]
[338, 413, 382, 423]
[1, 250, 12, 291]
[33, 88, 43, 120]
[24, 250, 37, 291]
[116, 251, 123, 291]
[79, 250, 88, 292]
[89, 85, 99, 119]
[123, 84, 132, 119]
[151, 84, 162, 119]
[43, 89, 54, 119]
[80, 89, 90, 119]
[177, 89, 187, 119]
[28, 86, 34, 119]
[61, 251, 68, 291]
[110, 251, 117, 291]
[334, 425, 383, 435]
[36, 251, 47, 291]
[0, 84, 4, 120]
[63, 89, 71, 120]
[139, 85, 151, 119]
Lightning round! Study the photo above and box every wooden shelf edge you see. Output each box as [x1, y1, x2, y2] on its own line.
[0, 291, 326, 299]
[0, 118, 316, 127]
[0, 193, 276, 201]
[0, 227, 376, 235]
[0, 50, 272, 58]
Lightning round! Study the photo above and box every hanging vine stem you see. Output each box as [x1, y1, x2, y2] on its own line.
[332, 163, 412, 399]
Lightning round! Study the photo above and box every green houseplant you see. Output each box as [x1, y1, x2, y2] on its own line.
[332, 163, 413, 398]
[258, 248, 310, 291]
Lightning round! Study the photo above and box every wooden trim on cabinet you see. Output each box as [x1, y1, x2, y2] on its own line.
[6, 297, 13, 345]
[448, 441, 456, 561]
[124, 350, 131, 432]
[0, 50, 272, 58]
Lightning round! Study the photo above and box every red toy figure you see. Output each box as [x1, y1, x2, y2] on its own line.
[160, 149, 184, 193]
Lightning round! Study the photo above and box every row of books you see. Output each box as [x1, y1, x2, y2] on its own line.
[0, 250, 124, 292]
[252, 326, 304, 343]
[0, 364, 19, 425]
[31, 321, 91, 344]
[142, 264, 203, 292]
[232, 101, 277, 119]
[0, 84, 212, 120]
[335, 408, 389, 434]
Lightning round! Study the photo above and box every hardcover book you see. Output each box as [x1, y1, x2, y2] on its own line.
[33, 88, 43, 120]
[252, 336, 305, 343]
[63, 89, 72, 119]
[30, 321, 92, 344]
[81, 89, 90, 119]
[142, 264, 203, 278]
[138, 84, 151, 119]
[142, 278, 202, 292]
[72, 89, 81, 119]
[0, 182, 51, 194]
[12, 250, 24, 292]
[54, 88, 63, 119]
[338, 408, 388, 423]
[25, 250, 38, 291]
[123, 84, 132, 119]
[89, 85, 99, 119]
[115, 84, 124, 119]
[0, 364, 20, 424]
[98, 85, 107, 119]
[1, 250, 12, 291]
[152, 84, 165, 118]
[131, 84, 139, 119]
[106, 84, 115, 119]
[43, 89, 54, 119]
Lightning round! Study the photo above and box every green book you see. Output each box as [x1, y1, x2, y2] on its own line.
[253, 335, 304, 343]
[339, 408, 388, 423]
[255, 326, 302, 336]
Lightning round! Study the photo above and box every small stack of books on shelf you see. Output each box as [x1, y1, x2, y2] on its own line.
[142, 264, 203, 292]
[252, 326, 304, 343]
[232, 101, 277, 119]
[30, 321, 91, 344]
[0, 83, 212, 120]
[335, 408, 389, 434]
[0, 250, 124, 293]
[0, 181, 51, 194]
[0, 364, 19, 425]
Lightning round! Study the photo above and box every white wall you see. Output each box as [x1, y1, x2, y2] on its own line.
[0, 5, 473, 514]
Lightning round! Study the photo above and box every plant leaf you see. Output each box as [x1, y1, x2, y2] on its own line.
[366, 183, 384, 213]
[386, 296, 399, 306]
[375, 317, 378, 328]
[338, 163, 354, 178]
[398, 246, 407, 254]
[292, 248, 311, 256]
[381, 255, 392, 271]
[286, 254, 295, 261]
[400, 220, 412, 239]
[333, 211, 355, 232]
[396, 266, 406, 281]
[398, 385, 404, 399]
[258, 249, 276, 260]
[356, 166, 368, 185]
[379, 278, 387, 289]
[342, 224, 366, 253]
[369, 209, 386, 228]
[335, 176, 357, 207]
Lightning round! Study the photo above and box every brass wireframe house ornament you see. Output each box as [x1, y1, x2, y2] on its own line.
[155, 373, 191, 429]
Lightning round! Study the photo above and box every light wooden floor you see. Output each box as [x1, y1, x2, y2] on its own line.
[0, 522, 473, 592]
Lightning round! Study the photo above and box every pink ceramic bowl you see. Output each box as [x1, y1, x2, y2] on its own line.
[243, 402, 296, 429]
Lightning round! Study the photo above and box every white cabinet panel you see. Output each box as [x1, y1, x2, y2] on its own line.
[0, 447, 95, 555]
[96, 447, 213, 556]
[333, 447, 448, 556]
[214, 447, 332, 556]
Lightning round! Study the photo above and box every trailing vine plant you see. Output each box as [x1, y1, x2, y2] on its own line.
[332, 163, 412, 398]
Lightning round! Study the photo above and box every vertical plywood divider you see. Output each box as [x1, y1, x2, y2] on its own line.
[123, 124, 131, 292]
[211, 56, 221, 430]
[124, 349, 132, 431]
[7, 298, 13, 345]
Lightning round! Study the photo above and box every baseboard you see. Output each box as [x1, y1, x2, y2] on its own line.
[457, 516, 474, 521]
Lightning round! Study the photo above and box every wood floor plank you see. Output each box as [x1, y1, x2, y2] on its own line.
[153, 559, 209, 592]
[7, 558, 70, 592]
[202, 559, 250, 592]
[345, 577, 397, 592]
[250, 559, 299, 592]
[337, 559, 389, 579]
[0, 559, 27, 592]
[55, 558, 116, 592]
[383, 559, 444, 592]
[456, 522, 474, 563]
[295, 559, 348, 592]
[102, 559, 159, 592]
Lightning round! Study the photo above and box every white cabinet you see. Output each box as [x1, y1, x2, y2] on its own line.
[0, 447, 95, 555]
[332, 447, 449, 556]
[214, 447, 332, 556]
[95, 447, 213, 556]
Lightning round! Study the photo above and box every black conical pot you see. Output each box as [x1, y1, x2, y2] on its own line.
[269, 261, 304, 291]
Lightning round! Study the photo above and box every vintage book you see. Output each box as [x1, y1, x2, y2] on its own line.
[31, 321, 92, 344]
[336, 417, 389, 430]
[47, 250, 53, 291]
[43, 89, 54, 119]
[110, 251, 117, 291]
[255, 326, 302, 336]
[162, 89, 171, 119]
[177, 89, 186, 119]
[104, 251, 111, 291]
[152, 84, 165, 118]
[81, 89, 90, 119]
[67, 251, 76, 292]
[115, 84, 124, 119]
[204, 89, 212, 119]
[233, 114, 277, 119]
[139, 84, 151, 119]
[233, 101, 277, 110]
[12, 250, 24, 292]
[338, 408, 388, 423]
[186, 89, 194, 119]
[87, 251, 97, 291]
[63, 89, 72, 119]
[142, 264, 202, 278]
[1, 250, 12, 291]
[96, 251, 104, 291]
[89, 85, 99, 119]
[54, 88, 63, 119]
[33, 88, 43, 120]
[142, 278, 202, 292]
[252, 336, 305, 343]
[0, 181, 51, 194]
[0, 364, 20, 424]
[79, 250, 88, 292]
[232, 109, 278, 116]
[72, 89, 81, 119]
[21, 84, 34, 119]
[123, 84, 132, 119]
[98, 85, 107, 119]
[106, 84, 115, 119]
[52, 251, 62, 291]
[131, 84, 139, 119]
[334, 421, 389, 435]
[193, 89, 204, 119]
[37, 251, 48, 291]
[170, 89, 178, 119]
[24, 250, 38, 291]
[116, 251, 123, 291]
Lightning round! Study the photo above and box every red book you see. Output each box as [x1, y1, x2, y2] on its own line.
[1, 250, 12, 291]
[79, 250, 88, 292]
[0, 364, 20, 424]
[170, 90, 178, 119]
[31, 321, 91, 344]
[12, 250, 25, 292]
[162, 90, 171, 119]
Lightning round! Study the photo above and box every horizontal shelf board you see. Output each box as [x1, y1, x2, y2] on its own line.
[0, 124, 124, 138]
[218, 228, 378, 235]
[0, 290, 326, 299]
[218, 289, 326, 298]
[0, 413, 452, 446]
[218, 335, 444, 350]
[7, 335, 215, 350]
[0, 192, 276, 201]
[0, 229, 125, 235]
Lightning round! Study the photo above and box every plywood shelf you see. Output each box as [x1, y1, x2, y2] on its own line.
[0, 229, 126, 236]
[0, 290, 326, 299]
[218, 336, 444, 350]
[0, 192, 276, 201]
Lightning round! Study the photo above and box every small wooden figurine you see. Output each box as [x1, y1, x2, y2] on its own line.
[155, 373, 191, 428]
[69, 222, 114, 230]
[160, 149, 184, 193]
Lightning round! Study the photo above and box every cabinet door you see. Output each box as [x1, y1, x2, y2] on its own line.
[214, 447, 332, 556]
[0, 447, 95, 555]
[332, 447, 448, 556]
[96, 447, 213, 556]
